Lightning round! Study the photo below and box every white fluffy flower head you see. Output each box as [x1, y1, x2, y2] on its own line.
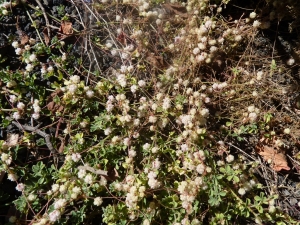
[94, 197, 103, 206]
[253, 20, 261, 28]
[249, 12, 256, 19]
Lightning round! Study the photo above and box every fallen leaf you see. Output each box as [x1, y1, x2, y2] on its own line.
[58, 138, 65, 154]
[43, 27, 50, 45]
[58, 21, 73, 39]
[258, 146, 290, 171]
[47, 89, 64, 113]
[146, 52, 167, 69]
[117, 32, 136, 47]
[20, 33, 29, 45]
[163, 3, 188, 18]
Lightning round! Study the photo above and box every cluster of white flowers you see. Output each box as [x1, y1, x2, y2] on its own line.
[180, 149, 208, 174]
[61, 53, 67, 61]
[226, 154, 234, 163]
[212, 82, 228, 91]
[47, 66, 54, 73]
[244, 105, 260, 122]
[12, 111, 21, 120]
[16, 183, 25, 192]
[237, 177, 257, 196]
[51, 183, 59, 192]
[287, 58, 295, 66]
[7, 172, 19, 181]
[32, 99, 41, 120]
[175, 108, 209, 143]
[147, 170, 161, 189]
[177, 179, 202, 214]
[71, 153, 81, 162]
[162, 97, 171, 110]
[77, 168, 86, 179]
[1, 152, 12, 165]
[125, 185, 140, 209]
[0, 1, 10, 9]
[94, 197, 103, 206]
[256, 71, 264, 80]
[85, 89, 94, 98]
[54, 198, 67, 209]
[40, 65, 54, 75]
[84, 173, 93, 184]
[12, 40, 22, 55]
[9, 94, 17, 103]
[124, 147, 135, 163]
[116, 73, 127, 87]
[253, 20, 261, 28]
[49, 210, 61, 222]
[6, 80, 17, 88]
[249, 12, 257, 19]
[29, 53, 37, 62]
[105, 95, 114, 112]
[17, 102, 25, 110]
[60, 75, 85, 99]
[70, 186, 81, 199]
[145, 158, 161, 189]
[113, 174, 145, 211]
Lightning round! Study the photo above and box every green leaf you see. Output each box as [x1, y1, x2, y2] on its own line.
[38, 177, 45, 184]
[14, 196, 27, 212]
[233, 176, 240, 183]
[219, 191, 227, 197]
[219, 167, 226, 173]
[254, 195, 261, 201]
[227, 175, 233, 181]
[36, 138, 46, 146]
[271, 59, 276, 70]
[226, 121, 232, 126]
[256, 205, 263, 213]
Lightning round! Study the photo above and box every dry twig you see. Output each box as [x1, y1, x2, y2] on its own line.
[12, 121, 56, 153]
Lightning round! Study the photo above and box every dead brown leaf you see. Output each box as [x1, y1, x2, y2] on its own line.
[58, 138, 65, 154]
[43, 27, 50, 46]
[146, 52, 167, 69]
[47, 89, 64, 114]
[258, 146, 290, 171]
[20, 33, 29, 45]
[163, 3, 188, 18]
[58, 21, 73, 38]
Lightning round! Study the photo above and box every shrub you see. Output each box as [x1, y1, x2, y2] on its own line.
[0, 0, 299, 224]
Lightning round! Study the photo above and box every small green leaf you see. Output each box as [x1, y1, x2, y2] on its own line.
[233, 176, 240, 183]
[219, 191, 227, 197]
[226, 121, 232, 126]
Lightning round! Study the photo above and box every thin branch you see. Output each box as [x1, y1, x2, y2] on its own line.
[78, 165, 108, 176]
[35, 0, 51, 42]
[12, 121, 56, 153]
[226, 142, 257, 161]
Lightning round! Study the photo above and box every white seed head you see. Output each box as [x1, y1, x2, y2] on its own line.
[253, 20, 261, 28]
[249, 12, 257, 19]
[284, 128, 290, 134]
[238, 188, 246, 195]
[29, 54, 37, 62]
[287, 58, 295, 66]
[12, 41, 19, 48]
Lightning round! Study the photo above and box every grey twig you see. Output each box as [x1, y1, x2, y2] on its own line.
[34, 0, 51, 42]
[226, 142, 257, 161]
[12, 121, 56, 153]
[78, 165, 108, 176]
